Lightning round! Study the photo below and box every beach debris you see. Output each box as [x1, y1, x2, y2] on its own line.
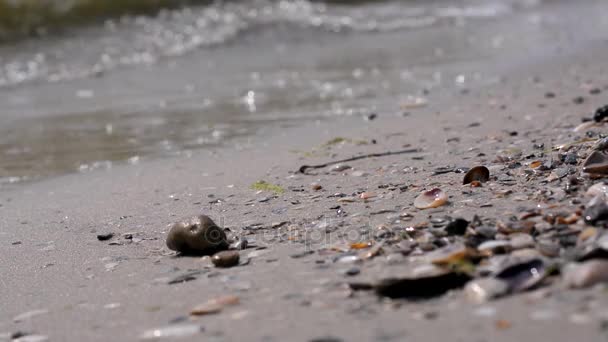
[563, 260, 608, 288]
[231, 237, 248, 250]
[298, 148, 420, 174]
[582, 151, 608, 174]
[311, 183, 323, 191]
[96, 233, 114, 241]
[464, 278, 510, 303]
[211, 251, 240, 268]
[372, 266, 471, 299]
[359, 192, 376, 200]
[463, 166, 490, 185]
[250, 180, 284, 194]
[190, 295, 240, 316]
[166, 215, 228, 255]
[592, 104, 608, 122]
[140, 324, 203, 339]
[495, 258, 547, 293]
[414, 188, 448, 209]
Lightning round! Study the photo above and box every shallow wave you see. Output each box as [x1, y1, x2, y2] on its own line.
[0, 0, 540, 88]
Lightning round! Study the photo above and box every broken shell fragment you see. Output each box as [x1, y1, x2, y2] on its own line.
[414, 188, 448, 209]
[582, 151, 608, 174]
[166, 215, 229, 255]
[463, 166, 490, 185]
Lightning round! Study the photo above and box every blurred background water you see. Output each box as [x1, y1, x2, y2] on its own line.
[0, 0, 597, 188]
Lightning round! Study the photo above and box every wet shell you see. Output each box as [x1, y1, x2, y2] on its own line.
[166, 215, 229, 255]
[495, 258, 547, 292]
[414, 188, 448, 209]
[463, 166, 490, 185]
[582, 151, 608, 174]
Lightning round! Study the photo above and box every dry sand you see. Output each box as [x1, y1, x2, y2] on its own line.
[3, 4, 608, 342]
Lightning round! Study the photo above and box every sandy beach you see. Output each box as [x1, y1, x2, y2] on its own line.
[3, 0, 608, 341]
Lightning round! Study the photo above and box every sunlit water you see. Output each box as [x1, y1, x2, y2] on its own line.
[0, 0, 585, 188]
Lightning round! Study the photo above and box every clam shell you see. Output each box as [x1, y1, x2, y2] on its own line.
[495, 258, 547, 292]
[414, 188, 448, 209]
[463, 166, 490, 185]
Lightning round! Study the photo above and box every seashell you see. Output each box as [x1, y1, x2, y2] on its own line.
[573, 121, 600, 132]
[582, 151, 608, 174]
[414, 188, 448, 209]
[359, 192, 376, 200]
[563, 260, 608, 288]
[190, 295, 240, 316]
[495, 258, 547, 293]
[211, 251, 240, 268]
[166, 215, 228, 255]
[462, 166, 490, 185]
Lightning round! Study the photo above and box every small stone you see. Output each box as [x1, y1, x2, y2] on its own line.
[211, 251, 240, 268]
[96, 233, 114, 241]
[564, 260, 608, 288]
[593, 105, 608, 122]
[351, 170, 369, 177]
[166, 215, 228, 255]
[312, 183, 323, 191]
[478, 240, 512, 254]
[340, 267, 360, 276]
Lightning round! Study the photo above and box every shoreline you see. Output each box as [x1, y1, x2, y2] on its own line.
[4, 3, 608, 341]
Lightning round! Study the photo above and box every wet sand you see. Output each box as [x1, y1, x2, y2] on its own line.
[3, 1, 608, 341]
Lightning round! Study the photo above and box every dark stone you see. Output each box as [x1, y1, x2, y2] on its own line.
[564, 153, 578, 165]
[97, 233, 114, 241]
[374, 272, 471, 299]
[211, 251, 240, 268]
[573, 96, 585, 104]
[166, 215, 228, 255]
[445, 218, 469, 236]
[310, 337, 343, 342]
[593, 105, 608, 122]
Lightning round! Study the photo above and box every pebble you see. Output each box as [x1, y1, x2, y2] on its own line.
[211, 251, 240, 268]
[166, 215, 228, 255]
[509, 233, 535, 250]
[351, 171, 369, 177]
[564, 260, 608, 288]
[96, 233, 114, 241]
[340, 267, 361, 276]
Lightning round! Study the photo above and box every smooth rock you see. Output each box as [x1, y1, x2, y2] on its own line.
[211, 251, 240, 268]
[166, 215, 228, 255]
[564, 260, 608, 288]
